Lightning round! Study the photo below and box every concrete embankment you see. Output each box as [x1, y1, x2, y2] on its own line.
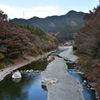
[0, 52, 51, 81]
[42, 46, 84, 100]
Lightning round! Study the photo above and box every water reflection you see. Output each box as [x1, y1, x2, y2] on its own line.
[0, 60, 48, 100]
[12, 78, 21, 83]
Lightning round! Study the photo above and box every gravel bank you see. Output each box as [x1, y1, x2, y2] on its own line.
[42, 46, 84, 100]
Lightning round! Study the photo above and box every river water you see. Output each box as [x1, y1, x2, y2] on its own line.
[0, 47, 97, 100]
[68, 69, 97, 100]
[51, 47, 97, 100]
[0, 60, 48, 100]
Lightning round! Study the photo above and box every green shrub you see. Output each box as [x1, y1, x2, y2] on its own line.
[77, 56, 92, 72]
[73, 45, 77, 50]
[0, 62, 5, 69]
[0, 53, 5, 60]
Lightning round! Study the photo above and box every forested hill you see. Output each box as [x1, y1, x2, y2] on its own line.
[12, 10, 85, 41]
[75, 6, 100, 98]
[0, 10, 58, 69]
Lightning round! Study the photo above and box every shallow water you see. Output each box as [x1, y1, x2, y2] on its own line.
[68, 69, 97, 100]
[0, 60, 48, 100]
[50, 48, 97, 100]
[48, 49, 97, 100]
[0, 49, 97, 100]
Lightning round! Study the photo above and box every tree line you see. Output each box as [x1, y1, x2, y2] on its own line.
[0, 10, 58, 68]
[75, 6, 100, 98]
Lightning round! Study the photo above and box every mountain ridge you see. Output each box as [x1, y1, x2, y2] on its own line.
[12, 10, 85, 41]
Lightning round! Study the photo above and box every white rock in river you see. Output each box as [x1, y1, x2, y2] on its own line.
[12, 70, 22, 79]
[47, 56, 54, 61]
[42, 78, 58, 86]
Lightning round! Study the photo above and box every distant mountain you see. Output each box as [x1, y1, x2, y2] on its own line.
[12, 10, 85, 41]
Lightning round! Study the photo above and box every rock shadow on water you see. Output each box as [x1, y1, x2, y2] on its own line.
[0, 60, 48, 100]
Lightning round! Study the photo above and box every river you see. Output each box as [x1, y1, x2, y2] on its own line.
[0, 60, 48, 100]
[68, 69, 97, 100]
[0, 46, 97, 100]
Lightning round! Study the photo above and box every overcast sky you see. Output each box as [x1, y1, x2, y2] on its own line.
[0, 0, 99, 19]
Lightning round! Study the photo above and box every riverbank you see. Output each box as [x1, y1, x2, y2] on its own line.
[0, 51, 52, 81]
[42, 46, 84, 100]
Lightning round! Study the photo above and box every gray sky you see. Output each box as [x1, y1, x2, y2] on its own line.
[0, 0, 99, 19]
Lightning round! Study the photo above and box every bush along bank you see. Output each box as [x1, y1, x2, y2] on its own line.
[75, 6, 100, 99]
[0, 10, 58, 69]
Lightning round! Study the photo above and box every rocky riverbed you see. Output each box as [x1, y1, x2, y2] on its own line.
[42, 46, 84, 100]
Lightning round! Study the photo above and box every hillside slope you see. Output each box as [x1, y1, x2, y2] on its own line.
[75, 6, 100, 99]
[13, 10, 85, 41]
[0, 10, 58, 69]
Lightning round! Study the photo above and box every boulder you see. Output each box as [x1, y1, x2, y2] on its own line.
[42, 78, 58, 86]
[47, 56, 54, 61]
[12, 70, 22, 79]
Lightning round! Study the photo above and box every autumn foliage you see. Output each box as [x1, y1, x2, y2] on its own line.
[0, 10, 58, 67]
[75, 6, 100, 97]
